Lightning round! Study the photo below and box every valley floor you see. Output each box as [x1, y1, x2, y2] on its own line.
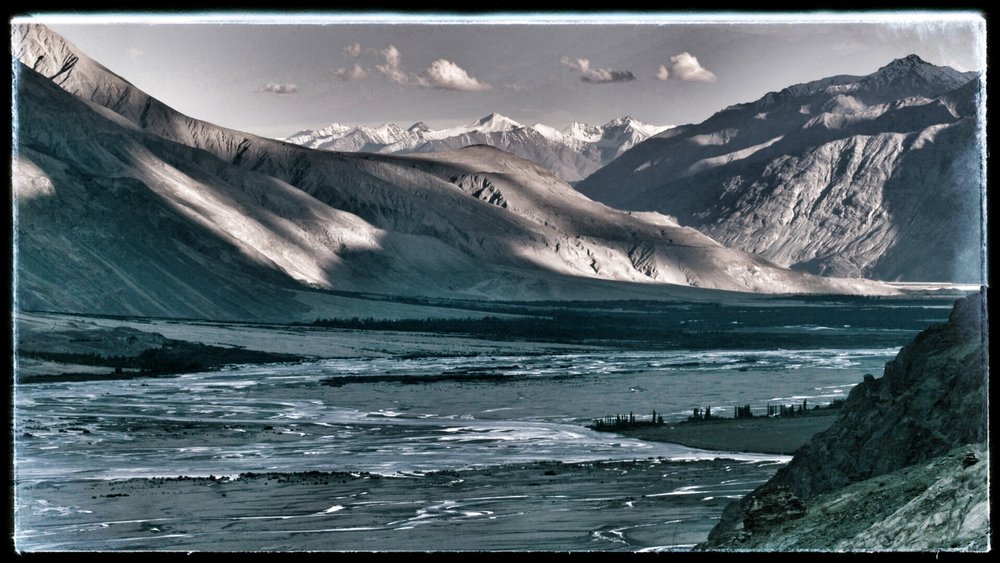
[11, 295, 967, 552]
[14, 457, 784, 552]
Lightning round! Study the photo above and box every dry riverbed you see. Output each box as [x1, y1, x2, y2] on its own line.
[14, 457, 786, 551]
[14, 410, 828, 551]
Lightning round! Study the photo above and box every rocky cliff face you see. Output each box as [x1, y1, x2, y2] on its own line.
[576, 56, 984, 283]
[700, 290, 989, 550]
[769, 290, 987, 497]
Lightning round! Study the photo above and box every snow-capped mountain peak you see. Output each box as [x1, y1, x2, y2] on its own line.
[407, 121, 431, 134]
[529, 122, 566, 143]
[285, 122, 352, 142]
[565, 121, 603, 143]
[599, 116, 673, 139]
[370, 122, 407, 142]
[604, 115, 636, 128]
[472, 112, 523, 132]
[284, 113, 673, 182]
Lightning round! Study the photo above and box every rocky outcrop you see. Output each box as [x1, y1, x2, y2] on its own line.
[846, 446, 989, 551]
[576, 56, 984, 283]
[699, 290, 989, 550]
[451, 174, 508, 209]
[703, 444, 989, 551]
[767, 289, 987, 497]
[742, 486, 806, 533]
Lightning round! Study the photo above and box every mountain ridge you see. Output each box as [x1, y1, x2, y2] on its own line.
[283, 112, 673, 182]
[576, 55, 983, 283]
[13, 24, 894, 321]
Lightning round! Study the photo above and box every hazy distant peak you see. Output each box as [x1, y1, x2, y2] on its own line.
[373, 122, 404, 134]
[285, 112, 673, 182]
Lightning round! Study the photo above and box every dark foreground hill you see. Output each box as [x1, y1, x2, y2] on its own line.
[698, 289, 989, 550]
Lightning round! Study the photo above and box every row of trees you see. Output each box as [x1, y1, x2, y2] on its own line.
[739, 398, 846, 419]
[592, 410, 665, 430]
[593, 398, 848, 429]
[19, 342, 297, 375]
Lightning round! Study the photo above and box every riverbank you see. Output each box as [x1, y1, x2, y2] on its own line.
[606, 414, 841, 455]
[13, 412, 822, 551]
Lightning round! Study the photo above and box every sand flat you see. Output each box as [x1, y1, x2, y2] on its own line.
[13, 458, 784, 552]
[609, 414, 840, 455]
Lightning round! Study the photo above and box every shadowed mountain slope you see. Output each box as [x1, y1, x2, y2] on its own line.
[13, 24, 892, 320]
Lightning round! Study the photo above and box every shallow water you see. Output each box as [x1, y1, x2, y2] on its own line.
[14, 347, 898, 481]
[14, 300, 952, 551]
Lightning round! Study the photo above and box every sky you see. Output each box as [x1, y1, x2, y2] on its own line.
[26, 12, 987, 139]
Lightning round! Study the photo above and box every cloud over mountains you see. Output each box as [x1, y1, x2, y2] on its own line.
[374, 44, 409, 84]
[656, 52, 717, 82]
[417, 59, 492, 91]
[334, 43, 491, 92]
[560, 56, 636, 83]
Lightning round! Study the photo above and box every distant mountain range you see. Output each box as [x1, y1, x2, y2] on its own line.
[283, 114, 673, 182]
[576, 55, 984, 283]
[11, 24, 889, 321]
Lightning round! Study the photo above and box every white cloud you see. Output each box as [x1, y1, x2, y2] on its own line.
[346, 45, 492, 92]
[418, 59, 491, 92]
[126, 47, 143, 60]
[334, 63, 368, 81]
[584, 68, 636, 83]
[258, 82, 299, 95]
[666, 52, 717, 82]
[656, 64, 670, 81]
[560, 56, 635, 83]
[560, 56, 588, 73]
[343, 42, 362, 58]
[375, 44, 409, 84]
